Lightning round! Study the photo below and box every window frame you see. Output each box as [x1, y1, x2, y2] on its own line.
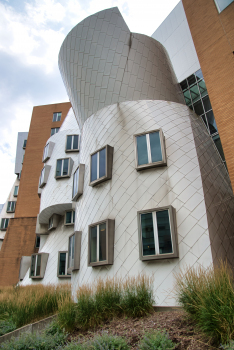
[72, 164, 85, 201]
[29, 253, 49, 279]
[89, 145, 114, 187]
[51, 127, 60, 136]
[88, 219, 115, 267]
[39, 165, 51, 188]
[64, 210, 75, 226]
[52, 112, 62, 122]
[134, 129, 167, 171]
[67, 231, 82, 273]
[55, 157, 74, 179]
[14, 186, 19, 197]
[6, 201, 16, 213]
[48, 214, 60, 231]
[57, 251, 71, 278]
[0, 218, 9, 231]
[137, 205, 178, 261]
[23, 139, 27, 149]
[65, 135, 80, 153]
[42, 142, 55, 163]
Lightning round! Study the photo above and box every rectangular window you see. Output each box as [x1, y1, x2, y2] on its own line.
[30, 253, 49, 279]
[51, 127, 60, 136]
[88, 219, 115, 267]
[55, 158, 73, 179]
[214, 0, 233, 12]
[66, 135, 79, 152]
[89, 145, 114, 187]
[53, 112, 61, 122]
[0, 218, 9, 230]
[65, 210, 75, 225]
[35, 235, 40, 248]
[72, 164, 85, 201]
[42, 142, 55, 163]
[23, 139, 27, 149]
[57, 251, 71, 278]
[14, 186, 19, 197]
[67, 231, 82, 273]
[39, 165, 51, 188]
[138, 206, 178, 261]
[134, 129, 166, 170]
[6, 201, 16, 213]
[48, 214, 60, 230]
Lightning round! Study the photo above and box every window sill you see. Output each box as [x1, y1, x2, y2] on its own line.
[0, 228, 7, 231]
[89, 260, 112, 267]
[30, 276, 44, 279]
[141, 252, 179, 261]
[64, 222, 74, 226]
[65, 149, 79, 153]
[55, 175, 70, 179]
[136, 160, 167, 171]
[58, 275, 71, 278]
[89, 175, 110, 187]
[6, 210, 15, 213]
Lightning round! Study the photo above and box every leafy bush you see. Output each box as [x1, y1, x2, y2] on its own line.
[175, 261, 234, 343]
[138, 330, 175, 350]
[0, 318, 16, 336]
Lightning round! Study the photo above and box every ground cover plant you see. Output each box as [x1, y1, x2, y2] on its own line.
[175, 261, 234, 343]
[138, 330, 175, 349]
[0, 314, 16, 336]
[62, 333, 130, 349]
[0, 283, 71, 333]
[57, 275, 154, 331]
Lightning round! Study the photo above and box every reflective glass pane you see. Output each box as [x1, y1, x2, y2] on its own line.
[141, 213, 155, 256]
[31, 255, 36, 276]
[59, 253, 66, 275]
[198, 80, 207, 97]
[190, 84, 200, 103]
[193, 100, 204, 116]
[72, 168, 79, 198]
[187, 74, 196, 86]
[90, 226, 97, 263]
[56, 159, 62, 177]
[206, 110, 218, 135]
[63, 159, 69, 176]
[73, 211, 75, 223]
[91, 153, 98, 182]
[5, 219, 9, 228]
[57, 112, 61, 121]
[195, 69, 203, 81]
[213, 135, 225, 161]
[66, 136, 72, 150]
[36, 255, 41, 276]
[51, 128, 55, 136]
[137, 135, 148, 166]
[7, 202, 11, 211]
[201, 115, 208, 129]
[43, 144, 49, 160]
[149, 131, 162, 163]
[180, 80, 188, 91]
[203, 95, 212, 112]
[183, 90, 191, 105]
[0, 219, 3, 229]
[156, 210, 173, 254]
[14, 186, 18, 196]
[99, 223, 106, 261]
[35, 235, 40, 248]
[215, 0, 234, 12]
[52, 114, 56, 122]
[68, 235, 74, 268]
[73, 135, 78, 150]
[66, 211, 72, 224]
[99, 148, 106, 178]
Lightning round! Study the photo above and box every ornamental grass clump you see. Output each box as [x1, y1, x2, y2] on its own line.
[175, 261, 234, 343]
[138, 330, 175, 350]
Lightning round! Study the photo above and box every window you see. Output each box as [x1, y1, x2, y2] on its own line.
[23, 139, 27, 149]
[39, 165, 51, 188]
[42, 142, 55, 162]
[51, 127, 60, 136]
[64, 210, 75, 226]
[134, 129, 167, 170]
[88, 219, 115, 267]
[14, 186, 19, 197]
[6, 201, 16, 213]
[57, 251, 71, 278]
[89, 145, 114, 187]
[138, 206, 178, 261]
[48, 214, 60, 230]
[72, 164, 85, 201]
[0, 218, 9, 230]
[30, 253, 49, 279]
[214, 0, 233, 12]
[67, 231, 82, 273]
[53, 112, 62, 122]
[22, 155, 24, 164]
[35, 235, 40, 248]
[55, 158, 73, 179]
[66, 135, 79, 152]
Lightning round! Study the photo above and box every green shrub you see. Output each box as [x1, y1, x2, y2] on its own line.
[87, 333, 130, 349]
[175, 261, 234, 343]
[0, 318, 16, 336]
[221, 340, 234, 349]
[138, 330, 175, 350]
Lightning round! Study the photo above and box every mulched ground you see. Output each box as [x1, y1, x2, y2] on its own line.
[68, 310, 219, 349]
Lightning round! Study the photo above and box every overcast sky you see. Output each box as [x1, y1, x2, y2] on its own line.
[0, 0, 180, 204]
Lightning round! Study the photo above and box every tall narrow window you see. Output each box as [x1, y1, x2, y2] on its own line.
[42, 142, 55, 162]
[65, 210, 75, 225]
[14, 186, 19, 197]
[89, 145, 114, 187]
[0, 218, 9, 230]
[72, 164, 85, 201]
[55, 158, 73, 179]
[6, 201, 16, 213]
[66, 135, 79, 152]
[67, 231, 82, 273]
[138, 206, 178, 261]
[23, 139, 27, 149]
[134, 129, 166, 170]
[30, 253, 49, 279]
[53, 112, 61, 122]
[57, 251, 71, 278]
[39, 165, 51, 188]
[35, 235, 40, 248]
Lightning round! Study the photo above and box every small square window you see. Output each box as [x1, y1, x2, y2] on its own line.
[57, 251, 71, 278]
[39, 165, 51, 188]
[6, 201, 16, 213]
[138, 206, 178, 261]
[134, 129, 167, 171]
[14, 186, 19, 197]
[72, 164, 85, 201]
[23, 139, 27, 149]
[35, 235, 40, 248]
[48, 214, 60, 231]
[67, 231, 82, 273]
[51, 128, 60, 136]
[66, 135, 80, 152]
[89, 145, 114, 187]
[55, 158, 73, 179]
[53, 112, 62, 122]
[30, 253, 49, 279]
[64, 210, 75, 226]
[0, 218, 9, 231]
[42, 142, 55, 162]
[88, 219, 115, 267]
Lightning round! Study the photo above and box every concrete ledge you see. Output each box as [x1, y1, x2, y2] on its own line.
[0, 315, 57, 344]
[153, 306, 182, 312]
